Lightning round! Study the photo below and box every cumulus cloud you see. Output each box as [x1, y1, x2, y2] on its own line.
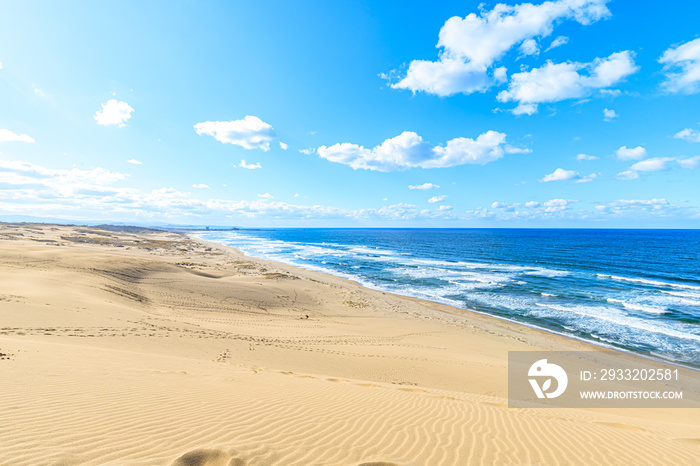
[617, 170, 639, 180]
[519, 39, 540, 57]
[545, 35, 569, 52]
[575, 173, 597, 183]
[617, 156, 696, 180]
[0, 159, 128, 199]
[428, 195, 448, 203]
[0, 158, 492, 223]
[390, 0, 610, 97]
[615, 145, 646, 160]
[299, 148, 315, 155]
[659, 37, 700, 94]
[316, 130, 528, 171]
[497, 51, 638, 114]
[599, 199, 677, 215]
[279, 142, 288, 150]
[630, 157, 675, 172]
[540, 168, 578, 182]
[94, 99, 134, 127]
[258, 193, 273, 199]
[674, 128, 700, 143]
[192, 184, 209, 189]
[239, 159, 262, 170]
[127, 159, 142, 165]
[409, 182, 440, 190]
[194, 116, 275, 151]
[0, 129, 35, 143]
[542, 198, 574, 212]
[577, 153, 597, 161]
[603, 108, 618, 121]
[677, 156, 700, 169]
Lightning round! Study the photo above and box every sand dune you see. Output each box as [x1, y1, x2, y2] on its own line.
[1, 223, 699, 465]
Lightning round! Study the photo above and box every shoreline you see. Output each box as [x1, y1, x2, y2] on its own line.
[1, 222, 699, 465]
[190, 231, 700, 372]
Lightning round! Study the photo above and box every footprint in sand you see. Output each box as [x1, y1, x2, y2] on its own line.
[397, 388, 425, 394]
[171, 448, 247, 466]
[327, 378, 348, 383]
[357, 462, 401, 466]
[483, 402, 509, 409]
[598, 422, 646, 432]
[676, 438, 700, 444]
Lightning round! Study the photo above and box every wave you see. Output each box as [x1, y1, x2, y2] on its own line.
[534, 302, 700, 344]
[606, 298, 668, 314]
[597, 273, 700, 291]
[523, 268, 570, 278]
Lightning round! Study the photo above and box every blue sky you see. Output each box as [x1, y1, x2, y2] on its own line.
[0, 0, 699, 227]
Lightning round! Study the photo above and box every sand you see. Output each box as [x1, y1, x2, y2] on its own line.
[0, 223, 698, 465]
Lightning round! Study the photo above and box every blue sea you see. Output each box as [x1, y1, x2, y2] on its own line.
[196, 229, 700, 367]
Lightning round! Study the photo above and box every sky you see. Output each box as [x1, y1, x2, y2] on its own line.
[0, 0, 699, 228]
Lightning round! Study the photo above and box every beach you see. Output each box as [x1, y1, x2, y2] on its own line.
[1, 223, 699, 465]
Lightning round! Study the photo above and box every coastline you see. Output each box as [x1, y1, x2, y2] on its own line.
[1, 223, 699, 465]
[191, 230, 700, 371]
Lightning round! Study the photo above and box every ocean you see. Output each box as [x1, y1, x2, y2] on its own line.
[195, 229, 700, 367]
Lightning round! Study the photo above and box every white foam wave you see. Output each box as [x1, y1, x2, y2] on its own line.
[524, 268, 570, 278]
[597, 274, 700, 291]
[534, 302, 700, 343]
[606, 298, 668, 314]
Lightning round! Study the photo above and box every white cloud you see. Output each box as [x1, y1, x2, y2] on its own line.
[497, 51, 638, 114]
[577, 153, 597, 161]
[674, 128, 700, 143]
[194, 116, 275, 151]
[239, 159, 262, 170]
[428, 195, 448, 203]
[659, 37, 700, 94]
[545, 35, 569, 52]
[540, 168, 579, 182]
[409, 182, 440, 190]
[294, 193, 299, 198]
[519, 39, 540, 57]
[192, 184, 209, 189]
[603, 108, 618, 121]
[438, 205, 452, 211]
[493, 66, 508, 84]
[258, 193, 273, 199]
[0, 159, 128, 198]
[279, 142, 288, 150]
[615, 145, 646, 160]
[390, 0, 610, 96]
[299, 148, 315, 155]
[543, 198, 574, 212]
[599, 88, 621, 98]
[316, 130, 528, 171]
[678, 156, 700, 169]
[605, 199, 670, 210]
[127, 159, 142, 165]
[94, 99, 134, 127]
[525, 201, 539, 208]
[575, 173, 597, 183]
[0, 129, 35, 143]
[617, 170, 639, 180]
[630, 157, 674, 172]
